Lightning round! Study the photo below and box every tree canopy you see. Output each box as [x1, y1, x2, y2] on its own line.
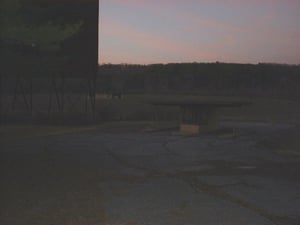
[0, 0, 85, 78]
[0, 0, 82, 53]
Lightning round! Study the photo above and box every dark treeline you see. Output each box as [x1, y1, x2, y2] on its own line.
[98, 62, 300, 99]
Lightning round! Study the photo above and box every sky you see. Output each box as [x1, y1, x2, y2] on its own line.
[98, 0, 300, 65]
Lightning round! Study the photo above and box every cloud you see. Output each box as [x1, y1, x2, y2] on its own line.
[183, 13, 249, 34]
[99, 17, 220, 64]
[99, 0, 300, 64]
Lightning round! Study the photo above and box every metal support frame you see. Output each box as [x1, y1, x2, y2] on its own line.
[11, 75, 33, 115]
[5, 74, 97, 122]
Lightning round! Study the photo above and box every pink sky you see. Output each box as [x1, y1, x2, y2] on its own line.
[98, 0, 300, 64]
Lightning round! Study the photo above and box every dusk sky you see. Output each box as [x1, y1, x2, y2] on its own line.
[98, 0, 300, 65]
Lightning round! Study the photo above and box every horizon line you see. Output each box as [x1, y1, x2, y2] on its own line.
[98, 61, 300, 66]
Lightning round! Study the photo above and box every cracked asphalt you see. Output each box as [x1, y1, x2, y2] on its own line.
[1, 121, 300, 225]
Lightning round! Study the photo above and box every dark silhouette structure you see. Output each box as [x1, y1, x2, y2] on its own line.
[149, 98, 251, 134]
[0, 0, 99, 121]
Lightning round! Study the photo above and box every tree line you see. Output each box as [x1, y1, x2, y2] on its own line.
[98, 62, 300, 99]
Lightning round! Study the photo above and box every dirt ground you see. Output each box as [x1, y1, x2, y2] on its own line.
[1, 119, 300, 225]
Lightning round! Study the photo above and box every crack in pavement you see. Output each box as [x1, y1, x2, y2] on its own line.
[101, 138, 298, 225]
[178, 175, 297, 225]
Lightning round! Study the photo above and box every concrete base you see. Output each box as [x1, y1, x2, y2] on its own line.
[180, 124, 201, 134]
[180, 121, 220, 135]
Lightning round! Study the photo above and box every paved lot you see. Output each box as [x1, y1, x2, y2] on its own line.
[1, 122, 300, 225]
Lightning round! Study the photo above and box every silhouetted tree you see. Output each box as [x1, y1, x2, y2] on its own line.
[0, 0, 82, 54]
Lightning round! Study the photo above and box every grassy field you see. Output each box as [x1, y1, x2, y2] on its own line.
[2, 94, 300, 156]
[2, 93, 300, 123]
[96, 94, 300, 124]
[97, 94, 300, 156]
